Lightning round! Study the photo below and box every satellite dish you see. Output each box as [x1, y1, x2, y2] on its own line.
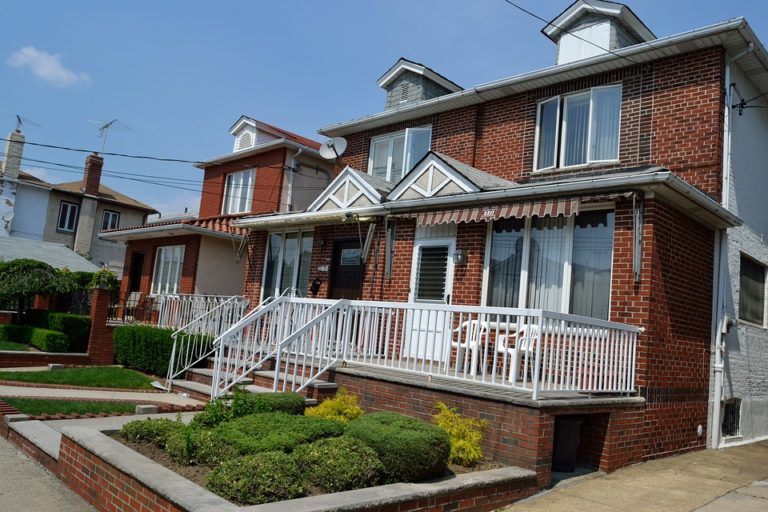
[319, 137, 347, 160]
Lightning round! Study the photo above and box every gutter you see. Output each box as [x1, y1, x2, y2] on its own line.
[99, 223, 244, 242]
[195, 139, 321, 169]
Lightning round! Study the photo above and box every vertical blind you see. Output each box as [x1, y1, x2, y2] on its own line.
[151, 245, 185, 295]
[487, 218, 525, 308]
[590, 86, 621, 161]
[223, 170, 255, 215]
[527, 216, 567, 310]
[262, 232, 314, 298]
[563, 93, 590, 167]
[570, 211, 614, 320]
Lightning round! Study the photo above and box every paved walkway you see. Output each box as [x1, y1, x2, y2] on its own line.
[0, 434, 94, 511]
[505, 441, 768, 511]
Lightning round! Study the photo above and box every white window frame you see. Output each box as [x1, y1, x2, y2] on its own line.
[260, 230, 314, 301]
[533, 85, 622, 172]
[151, 245, 185, 295]
[481, 205, 615, 318]
[222, 169, 255, 215]
[368, 126, 432, 182]
[57, 201, 79, 232]
[101, 210, 120, 231]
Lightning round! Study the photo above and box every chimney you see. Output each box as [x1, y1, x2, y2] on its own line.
[1, 130, 25, 180]
[83, 153, 103, 196]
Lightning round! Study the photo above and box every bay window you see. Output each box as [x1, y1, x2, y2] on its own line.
[486, 210, 614, 319]
[151, 245, 185, 295]
[535, 85, 621, 171]
[222, 169, 255, 214]
[369, 127, 431, 182]
[262, 231, 313, 299]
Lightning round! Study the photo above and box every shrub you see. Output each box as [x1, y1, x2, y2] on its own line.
[119, 418, 184, 447]
[29, 328, 68, 352]
[190, 399, 232, 429]
[0, 324, 32, 344]
[206, 452, 306, 505]
[230, 390, 305, 418]
[166, 426, 230, 466]
[48, 313, 91, 353]
[113, 325, 178, 376]
[293, 436, 383, 492]
[23, 309, 49, 328]
[432, 402, 488, 466]
[346, 412, 451, 483]
[304, 387, 364, 424]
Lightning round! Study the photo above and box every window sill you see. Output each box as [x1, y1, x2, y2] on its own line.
[56, 229, 76, 234]
[531, 161, 622, 176]
[738, 319, 767, 330]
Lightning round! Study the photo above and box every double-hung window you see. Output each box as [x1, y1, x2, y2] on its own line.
[369, 127, 431, 183]
[151, 245, 185, 295]
[222, 169, 255, 215]
[486, 210, 614, 320]
[739, 254, 766, 325]
[57, 201, 79, 232]
[535, 85, 621, 171]
[262, 231, 313, 299]
[101, 210, 120, 231]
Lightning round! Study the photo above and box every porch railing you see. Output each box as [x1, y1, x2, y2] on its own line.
[165, 295, 250, 390]
[156, 294, 248, 331]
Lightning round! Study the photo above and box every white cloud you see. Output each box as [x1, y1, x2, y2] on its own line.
[7, 46, 91, 87]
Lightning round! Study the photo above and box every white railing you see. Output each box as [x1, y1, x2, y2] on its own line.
[165, 295, 250, 390]
[156, 294, 248, 331]
[211, 294, 337, 398]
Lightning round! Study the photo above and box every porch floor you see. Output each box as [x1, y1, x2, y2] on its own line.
[333, 360, 645, 409]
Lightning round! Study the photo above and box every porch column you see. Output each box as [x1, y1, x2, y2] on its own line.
[87, 285, 114, 364]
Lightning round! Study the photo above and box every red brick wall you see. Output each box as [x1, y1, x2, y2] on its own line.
[199, 148, 286, 217]
[119, 235, 201, 302]
[242, 230, 268, 305]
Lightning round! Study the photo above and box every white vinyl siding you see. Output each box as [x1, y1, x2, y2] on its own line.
[57, 201, 79, 232]
[535, 85, 621, 171]
[222, 169, 255, 215]
[151, 245, 185, 295]
[368, 127, 431, 183]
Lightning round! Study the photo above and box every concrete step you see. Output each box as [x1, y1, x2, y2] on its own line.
[185, 368, 253, 387]
[251, 370, 338, 401]
[170, 379, 212, 402]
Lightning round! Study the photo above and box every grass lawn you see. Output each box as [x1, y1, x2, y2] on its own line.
[0, 367, 155, 389]
[0, 340, 30, 351]
[2, 398, 137, 415]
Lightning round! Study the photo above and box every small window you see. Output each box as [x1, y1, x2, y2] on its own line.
[722, 399, 741, 437]
[368, 127, 431, 183]
[740, 255, 766, 325]
[57, 201, 79, 232]
[101, 210, 120, 231]
[151, 245, 185, 295]
[222, 169, 255, 215]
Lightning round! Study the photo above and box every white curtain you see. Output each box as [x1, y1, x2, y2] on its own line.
[527, 216, 567, 310]
[488, 218, 525, 308]
[563, 93, 590, 166]
[570, 211, 614, 319]
[590, 87, 621, 161]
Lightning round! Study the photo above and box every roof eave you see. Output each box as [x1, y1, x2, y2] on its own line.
[195, 139, 322, 169]
[99, 223, 243, 242]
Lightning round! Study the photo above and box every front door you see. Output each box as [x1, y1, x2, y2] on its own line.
[128, 252, 145, 293]
[406, 237, 455, 361]
[329, 240, 363, 299]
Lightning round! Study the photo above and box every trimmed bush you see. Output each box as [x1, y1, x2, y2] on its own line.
[230, 390, 306, 418]
[29, 328, 68, 352]
[0, 324, 32, 344]
[293, 436, 383, 492]
[48, 313, 91, 353]
[432, 402, 488, 466]
[346, 412, 451, 483]
[166, 426, 230, 466]
[22, 309, 49, 328]
[304, 387, 364, 424]
[206, 452, 305, 505]
[113, 325, 177, 376]
[190, 399, 232, 429]
[119, 418, 184, 447]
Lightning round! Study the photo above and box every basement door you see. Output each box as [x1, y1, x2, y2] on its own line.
[405, 236, 455, 362]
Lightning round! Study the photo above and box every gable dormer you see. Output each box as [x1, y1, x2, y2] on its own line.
[543, 0, 655, 65]
[377, 58, 462, 110]
[229, 116, 279, 152]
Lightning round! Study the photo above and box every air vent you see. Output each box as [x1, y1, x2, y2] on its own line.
[722, 399, 741, 437]
[400, 82, 410, 103]
[236, 131, 254, 151]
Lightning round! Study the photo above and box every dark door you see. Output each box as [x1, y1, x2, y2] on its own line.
[128, 253, 145, 293]
[329, 240, 363, 299]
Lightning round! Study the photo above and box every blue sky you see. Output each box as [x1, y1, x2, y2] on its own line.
[2, 0, 767, 215]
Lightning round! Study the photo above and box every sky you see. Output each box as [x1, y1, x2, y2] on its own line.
[2, 0, 767, 216]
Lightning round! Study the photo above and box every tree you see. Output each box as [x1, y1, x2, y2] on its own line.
[0, 259, 78, 314]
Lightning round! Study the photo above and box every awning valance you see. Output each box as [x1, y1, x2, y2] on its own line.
[416, 197, 581, 226]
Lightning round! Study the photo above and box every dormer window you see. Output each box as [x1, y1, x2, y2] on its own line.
[534, 85, 621, 171]
[369, 127, 431, 183]
[222, 169, 255, 214]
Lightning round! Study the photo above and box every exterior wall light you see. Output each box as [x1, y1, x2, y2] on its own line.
[453, 248, 467, 265]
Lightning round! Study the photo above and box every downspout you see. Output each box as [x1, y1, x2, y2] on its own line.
[287, 148, 303, 212]
[711, 42, 754, 448]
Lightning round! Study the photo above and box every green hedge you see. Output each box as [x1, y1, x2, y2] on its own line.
[29, 328, 69, 352]
[207, 452, 306, 505]
[113, 325, 177, 377]
[0, 324, 32, 344]
[292, 436, 383, 493]
[48, 313, 91, 352]
[346, 412, 451, 483]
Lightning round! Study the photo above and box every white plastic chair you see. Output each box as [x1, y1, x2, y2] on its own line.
[498, 324, 538, 383]
[452, 317, 487, 376]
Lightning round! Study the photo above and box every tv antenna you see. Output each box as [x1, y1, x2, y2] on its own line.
[318, 137, 348, 160]
[15, 114, 42, 131]
[87, 118, 132, 153]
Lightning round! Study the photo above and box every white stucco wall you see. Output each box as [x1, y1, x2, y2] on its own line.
[194, 236, 245, 296]
[719, 62, 768, 444]
[9, 183, 49, 240]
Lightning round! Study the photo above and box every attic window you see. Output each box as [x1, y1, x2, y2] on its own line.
[235, 131, 254, 151]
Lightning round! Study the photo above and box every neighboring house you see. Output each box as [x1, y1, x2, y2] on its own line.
[102, 117, 333, 304]
[0, 129, 157, 276]
[176, 0, 768, 485]
[0, 236, 99, 272]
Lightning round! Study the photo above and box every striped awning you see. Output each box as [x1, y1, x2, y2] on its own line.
[416, 197, 580, 226]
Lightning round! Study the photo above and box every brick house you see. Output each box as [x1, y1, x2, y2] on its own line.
[163, 1, 768, 485]
[102, 117, 334, 312]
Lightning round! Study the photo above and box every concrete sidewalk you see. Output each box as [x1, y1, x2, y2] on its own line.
[0, 384, 202, 406]
[505, 441, 768, 511]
